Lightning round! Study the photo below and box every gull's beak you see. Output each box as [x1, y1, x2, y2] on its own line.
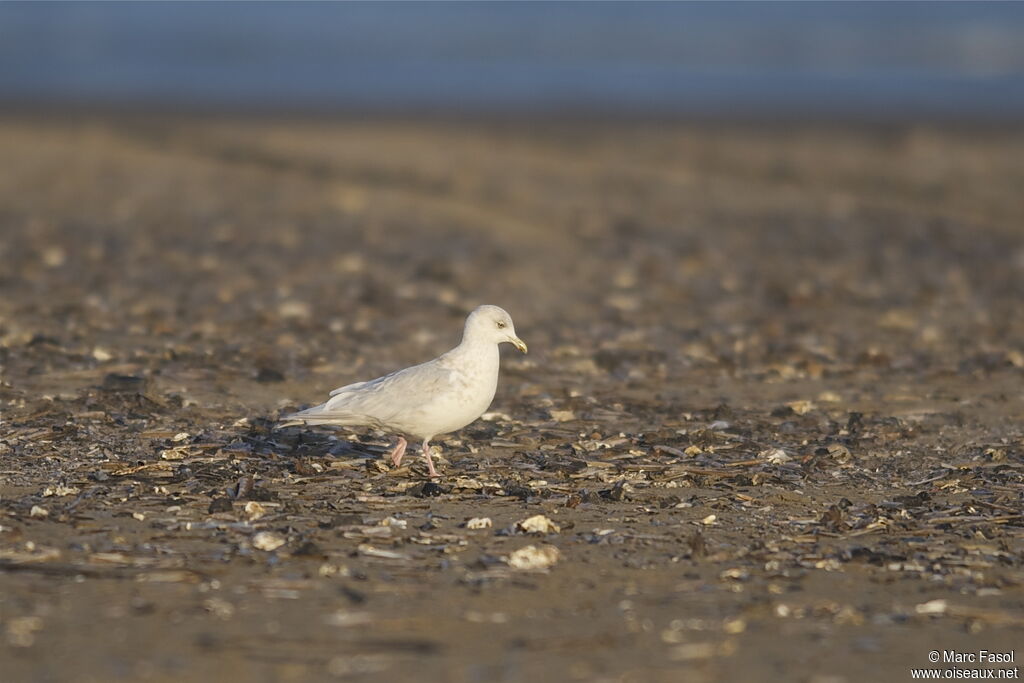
[510, 337, 528, 354]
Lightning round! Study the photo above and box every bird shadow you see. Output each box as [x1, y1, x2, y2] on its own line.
[242, 416, 386, 463]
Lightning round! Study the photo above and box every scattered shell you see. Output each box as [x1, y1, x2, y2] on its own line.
[701, 514, 717, 525]
[5, 616, 44, 647]
[324, 611, 374, 627]
[43, 484, 79, 497]
[357, 544, 408, 560]
[203, 598, 235, 620]
[506, 544, 561, 570]
[29, 506, 49, 519]
[465, 517, 493, 529]
[915, 599, 948, 615]
[549, 410, 576, 422]
[41, 246, 65, 267]
[464, 611, 509, 624]
[326, 655, 389, 677]
[516, 514, 560, 534]
[318, 563, 350, 578]
[786, 400, 815, 415]
[278, 300, 311, 319]
[723, 618, 747, 634]
[669, 642, 717, 661]
[720, 568, 749, 581]
[827, 444, 852, 461]
[134, 570, 201, 584]
[244, 501, 267, 521]
[252, 531, 286, 552]
[227, 475, 255, 500]
[762, 448, 791, 464]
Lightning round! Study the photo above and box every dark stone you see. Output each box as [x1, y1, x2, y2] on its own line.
[409, 481, 446, 498]
[598, 480, 628, 501]
[504, 484, 532, 500]
[321, 513, 364, 528]
[688, 530, 707, 558]
[339, 585, 367, 604]
[226, 475, 255, 499]
[248, 487, 278, 502]
[195, 632, 219, 650]
[27, 334, 61, 347]
[293, 459, 318, 476]
[593, 348, 667, 373]
[171, 465, 193, 482]
[102, 374, 148, 393]
[292, 541, 324, 557]
[255, 367, 285, 383]
[892, 491, 931, 508]
[207, 497, 233, 513]
[470, 554, 506, 569]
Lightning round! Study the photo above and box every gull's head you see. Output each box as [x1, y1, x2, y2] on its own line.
[464, 305, 527, 353]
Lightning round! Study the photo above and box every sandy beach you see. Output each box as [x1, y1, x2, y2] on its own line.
[1, 115, 1023, 682]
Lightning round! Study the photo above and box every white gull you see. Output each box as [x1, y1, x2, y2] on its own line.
[281, 305, 527, 477]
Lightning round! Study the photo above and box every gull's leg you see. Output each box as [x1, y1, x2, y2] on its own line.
[422, 439, 438, 478]
[388, 436, 407, 468]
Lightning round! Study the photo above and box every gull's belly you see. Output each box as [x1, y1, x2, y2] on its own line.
[392, 378, 497, 438]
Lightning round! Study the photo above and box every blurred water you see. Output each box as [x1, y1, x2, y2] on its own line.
[1, 2, 1023, 119]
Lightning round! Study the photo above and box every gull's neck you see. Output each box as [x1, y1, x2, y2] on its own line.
[454, 339, 491, 356]
[458, 325, 490, 350]
[449, 326, 499, 361]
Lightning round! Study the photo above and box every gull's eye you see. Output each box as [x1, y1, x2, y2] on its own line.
[496, 321, 506, 329]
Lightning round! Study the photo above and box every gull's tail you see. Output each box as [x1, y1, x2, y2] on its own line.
[277, 402, 378, 429]
[278, 402, 329, 428]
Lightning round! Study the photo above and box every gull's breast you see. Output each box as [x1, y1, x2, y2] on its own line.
[397, 364, 498, 438]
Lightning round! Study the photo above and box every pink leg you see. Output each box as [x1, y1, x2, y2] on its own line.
[422, 439, 438, 478]
[388, 436, 407, 468]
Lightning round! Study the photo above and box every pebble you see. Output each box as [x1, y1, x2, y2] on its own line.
[252, 531, 286, 552]
[516, 514, 560, 534]
[507, 544, 560, 570]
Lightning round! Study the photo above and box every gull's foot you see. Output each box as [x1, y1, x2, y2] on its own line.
[388, 437, 408, 468]
[422, 439, 439, 478]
